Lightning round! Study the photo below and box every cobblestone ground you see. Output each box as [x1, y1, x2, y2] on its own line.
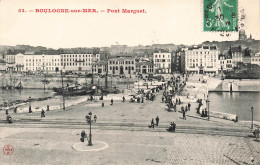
[0, 128, 259, 165]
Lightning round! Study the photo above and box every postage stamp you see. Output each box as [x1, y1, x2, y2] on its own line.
[203, 0, 238, 32]
[3, 144, 14, 155]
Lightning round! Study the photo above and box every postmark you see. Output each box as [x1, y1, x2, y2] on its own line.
[3, 144, 14, 155]
[203, 0, 238, 32]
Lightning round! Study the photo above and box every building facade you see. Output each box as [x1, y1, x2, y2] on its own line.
[218, 54, 233, 73]
[5, 54, 16, 72]
[136, 61, 154, 74]
[251, 52, 260, 66]
[108, 56, 135, 75]
[230, 46, 243, 67]
[172, 51, 180, 72]
[23, 54, 61, 73]
[185, 45, 219, 74]
[92, 61, 108, 74]
[153, 51, 171, 74]
[60, 53, 100, 72]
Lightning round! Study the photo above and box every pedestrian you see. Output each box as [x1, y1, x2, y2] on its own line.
[122, 96, 125, 102]
[41, 109, 45, 118]
[188, 103, 191, 111]
[151, 118, 154, 129]
[178, 98, 181, 105]
[111, 98, 113, 105]
[253, 128, 259, 140]
[201, 109, 205, 117]
[47, 105, 50, 111]
[185, 105, 188, 112]
[141, 97, 144, 103]
[172, 122, 176, 132]
[29, 106, 32, 113]
[156, 116, 159, 126]
[6, 114, 12, 124]
[181, 106, 186, 120]
[162, 97, 164, 102]
[94, 115, 97, 122]
[80, 130, 86, 142]
[14, 107, 17, 113]
[176, 98, 178, 105]
[205, 109, 208, 117]
[6, 109, 8, 115]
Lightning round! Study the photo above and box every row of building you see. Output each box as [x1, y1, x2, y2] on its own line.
[2, 45, 260, 75]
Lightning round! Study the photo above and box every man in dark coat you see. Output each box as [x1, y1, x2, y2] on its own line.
[188, 103, 191, 111]
[151, 118, 154, 129]
[181, 106, 186, 120]
[111, 98, 113, 105]
[41, 109, 45, 118]
[94, 115, 97, 122]
[156, 116, 159, 126]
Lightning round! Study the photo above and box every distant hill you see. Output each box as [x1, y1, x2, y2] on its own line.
[202, 39, 260, 53]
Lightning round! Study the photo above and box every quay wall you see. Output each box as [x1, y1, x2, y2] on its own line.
[208, 79, 260, 92]
[1, 75, 135, 89]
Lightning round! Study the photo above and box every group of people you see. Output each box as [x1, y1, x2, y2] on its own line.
[166, 122, 176, 132]
[145, 92, 156, 101]
[149, 116, 160, 129]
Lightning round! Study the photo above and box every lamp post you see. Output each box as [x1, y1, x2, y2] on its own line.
[207, 99, 210, 120]
[28, 96, 32, 113]
[87, 111, 93, 146]
[251, 107, 254, 129]
[61, 69, 65, 110]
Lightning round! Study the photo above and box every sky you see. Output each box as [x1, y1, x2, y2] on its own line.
[0, 0, 259, 49]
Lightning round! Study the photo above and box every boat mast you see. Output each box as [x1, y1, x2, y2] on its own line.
[91, 65, 94, 86]
[13, 77, 16, 88]
[105, 64, 108, 89]
[138, 71, 140, 92]
[10, 74, 12, 88]
[61, 69, 65, 110]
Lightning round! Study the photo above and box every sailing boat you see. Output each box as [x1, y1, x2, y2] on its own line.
[101, 65, 120, 94]
[15, 78, 23, 89]
[53, 71, 94, 96]
[6, 74, 14, 89]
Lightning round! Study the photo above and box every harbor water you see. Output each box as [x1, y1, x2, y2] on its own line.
[208, 92, 260, 121]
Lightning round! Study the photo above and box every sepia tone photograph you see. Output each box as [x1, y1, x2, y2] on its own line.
[0, 0, 260, 164]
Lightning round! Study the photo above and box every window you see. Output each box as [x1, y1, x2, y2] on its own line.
[132, 67, 134, 70]
[116, 66, 118, 70]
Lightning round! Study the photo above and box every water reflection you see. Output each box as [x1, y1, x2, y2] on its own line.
[209, 92, 260, 121]
[0, 89, 54, 104]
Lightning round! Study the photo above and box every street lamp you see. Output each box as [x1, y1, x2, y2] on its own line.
[61, 68, 65, 110]
[207, 99, 210, 120]
[251, 107, 254, 129]
[28, 96, 32, 113]
[86, 111, 93, 146]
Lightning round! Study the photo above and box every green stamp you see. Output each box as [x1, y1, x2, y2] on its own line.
[204, 0, 238, 31]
